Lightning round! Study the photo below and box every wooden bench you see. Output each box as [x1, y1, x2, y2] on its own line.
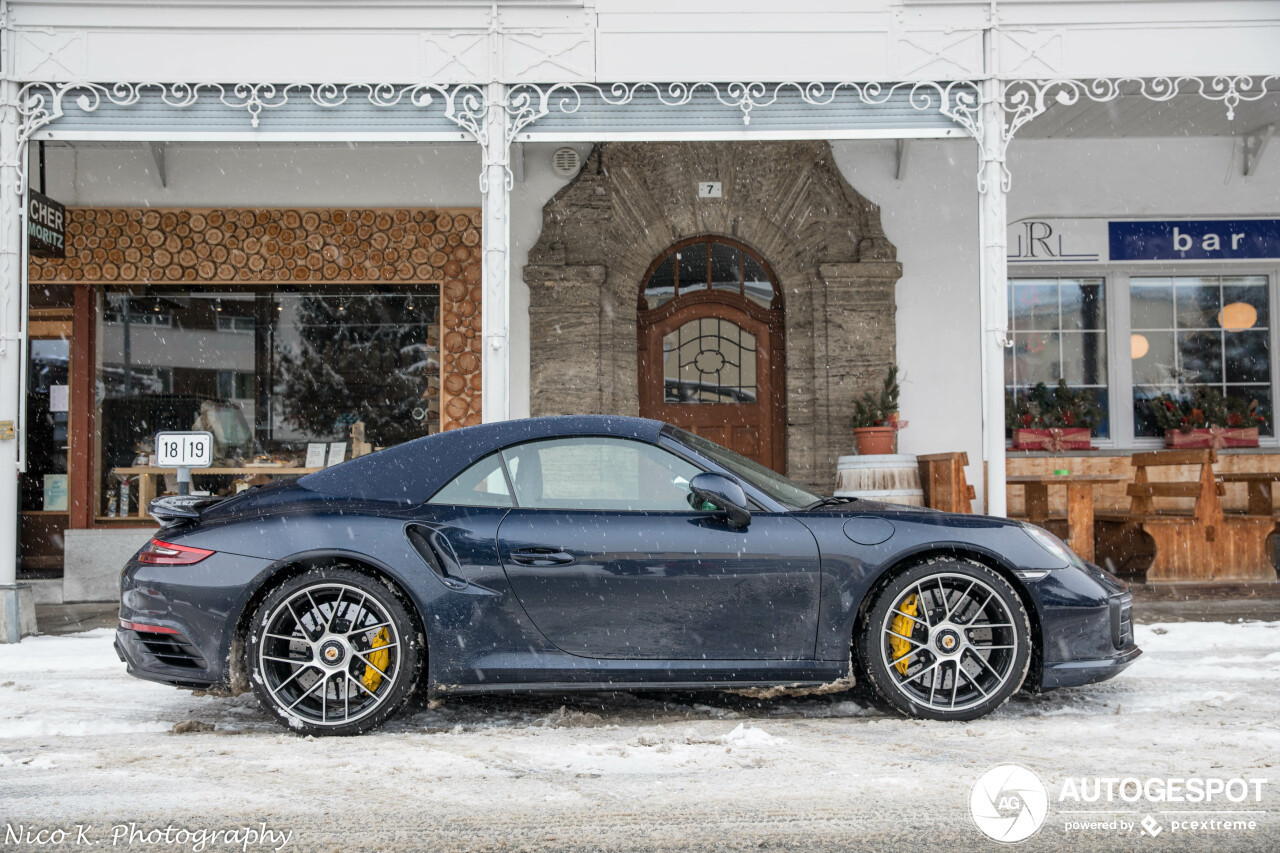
[917, 452, 975, 514]
[1094, 449, 1276, 582]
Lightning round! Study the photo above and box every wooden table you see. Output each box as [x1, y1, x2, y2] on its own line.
[111, 466, 322, 520]
[1216, 472, 1280, 515]
[1006, 474, 1129, 563]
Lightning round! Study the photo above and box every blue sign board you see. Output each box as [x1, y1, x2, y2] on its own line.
[1110, 219, 1280, 261]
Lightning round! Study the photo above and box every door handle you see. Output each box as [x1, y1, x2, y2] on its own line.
[509, 549, 576, 567]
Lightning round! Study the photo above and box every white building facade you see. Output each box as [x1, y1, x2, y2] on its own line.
[2, 0, 1278, 632]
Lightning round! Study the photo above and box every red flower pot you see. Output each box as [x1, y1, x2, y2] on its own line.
[853, 427, 898, 455]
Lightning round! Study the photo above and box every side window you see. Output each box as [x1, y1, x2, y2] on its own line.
[427, 452, 513, 507]
[501, 437, 701, 511]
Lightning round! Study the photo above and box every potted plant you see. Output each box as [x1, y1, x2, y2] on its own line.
[1006, 380, 1102, 451]
[1148, 385, 1265, 449]
[851, 366, 907, 455]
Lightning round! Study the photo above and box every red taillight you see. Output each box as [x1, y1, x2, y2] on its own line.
[119, 619, 180, 634]
[137, 538, 214, 566]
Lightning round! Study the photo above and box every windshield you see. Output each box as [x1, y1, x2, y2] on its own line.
[669, 429, 822, 510]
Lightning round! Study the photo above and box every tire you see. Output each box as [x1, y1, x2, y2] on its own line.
[246, 567, 424, 736]
[857, 558, 1031, 722]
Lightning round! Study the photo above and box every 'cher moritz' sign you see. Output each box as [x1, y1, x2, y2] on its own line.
[1009, 218, 1280, 264]
[28, 190, 66, 259]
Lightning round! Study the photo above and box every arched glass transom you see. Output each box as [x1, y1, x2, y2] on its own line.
[641, 238, 778, 310]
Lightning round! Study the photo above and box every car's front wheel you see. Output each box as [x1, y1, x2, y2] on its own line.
[246, 568, 423, 736]
[859, 559, 1031, 721]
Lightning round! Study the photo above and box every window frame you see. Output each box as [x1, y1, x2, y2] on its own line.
[1008, 260, 1280, 449]
[1005, 274, 1111, 440]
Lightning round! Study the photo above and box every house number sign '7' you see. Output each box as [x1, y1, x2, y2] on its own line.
[697, 182, 722, 198]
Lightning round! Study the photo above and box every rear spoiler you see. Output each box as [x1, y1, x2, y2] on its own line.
[148, 494, 227, 527]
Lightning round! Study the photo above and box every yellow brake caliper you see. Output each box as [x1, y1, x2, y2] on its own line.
[889, 594, 919, 675]
[362, 627, 390, 692]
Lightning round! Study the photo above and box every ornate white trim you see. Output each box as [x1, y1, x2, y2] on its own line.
[998, 75, 1280, 189]
[13, 81, 488, 191]
[9, 75, 1278, 196]
[506, 80, 984, 139]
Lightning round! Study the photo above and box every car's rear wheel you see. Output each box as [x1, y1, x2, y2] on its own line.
[858, 559, 1031, 721]
[246, 568, 423, 736]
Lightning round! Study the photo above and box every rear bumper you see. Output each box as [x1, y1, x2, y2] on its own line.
[118, 549, 275, 689]
[115, 628, 219, 689]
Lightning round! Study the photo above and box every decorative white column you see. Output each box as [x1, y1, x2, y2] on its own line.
[480, 80, 511, 423]
[978, 63, 1010, 516]
[0, 78, 29, 641]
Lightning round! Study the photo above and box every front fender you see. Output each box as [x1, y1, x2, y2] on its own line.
[798, 510, 1065, 661]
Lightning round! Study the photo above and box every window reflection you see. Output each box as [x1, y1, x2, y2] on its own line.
[1005, 277, 1109, 438]
[97, 285, 440, 516]
[1130, 274, 1271, 438]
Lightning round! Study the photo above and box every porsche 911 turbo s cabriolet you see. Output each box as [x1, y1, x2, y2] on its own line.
[116, 415, 1139, 735]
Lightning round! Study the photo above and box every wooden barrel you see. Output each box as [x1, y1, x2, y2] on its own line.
[834, 454, 924, 507]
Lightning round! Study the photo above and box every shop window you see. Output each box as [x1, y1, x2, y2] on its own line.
[1005, 277, 1109, 438]
[95, 286, 440, 519]
[1130, 275, 1271, 438]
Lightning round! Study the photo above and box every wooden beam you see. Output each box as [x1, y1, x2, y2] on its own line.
[69, 288, 97, 529]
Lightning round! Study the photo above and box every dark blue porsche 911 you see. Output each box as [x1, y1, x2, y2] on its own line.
[116, 415, 1139, 735]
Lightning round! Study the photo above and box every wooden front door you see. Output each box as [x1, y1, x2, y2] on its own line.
[637, 238, 785, 471]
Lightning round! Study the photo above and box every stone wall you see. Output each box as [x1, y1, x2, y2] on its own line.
[524, 141, 902, 489]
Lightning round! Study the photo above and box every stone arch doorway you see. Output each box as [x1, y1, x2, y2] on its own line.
[637, 236, 786, 470]
[523, 141, 902, 489]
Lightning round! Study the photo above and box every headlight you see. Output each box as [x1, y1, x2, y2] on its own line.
[1020, 523, 1080, 568]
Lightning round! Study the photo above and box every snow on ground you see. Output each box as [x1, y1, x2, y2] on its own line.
[1, 623, 1278, 852]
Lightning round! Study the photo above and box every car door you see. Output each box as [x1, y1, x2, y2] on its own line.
[494, 436, 821, 661]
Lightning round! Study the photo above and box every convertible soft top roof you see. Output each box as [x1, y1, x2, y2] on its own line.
[297, 415, 668, 505]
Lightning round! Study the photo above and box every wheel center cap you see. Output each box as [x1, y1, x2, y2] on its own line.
[934, 628, 961, 654]
[319, 639, 346, 666]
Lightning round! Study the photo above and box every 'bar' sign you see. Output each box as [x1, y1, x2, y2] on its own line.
[28, 190, 66, 259]
[1109, 219, 1280, 261]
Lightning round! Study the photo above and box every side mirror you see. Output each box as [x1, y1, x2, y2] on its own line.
[688, 472, 751, 528]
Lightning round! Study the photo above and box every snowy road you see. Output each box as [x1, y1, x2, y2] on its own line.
[1, 622, 1278, 852]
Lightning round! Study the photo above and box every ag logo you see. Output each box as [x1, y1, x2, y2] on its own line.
[970, 764, 1049, 843]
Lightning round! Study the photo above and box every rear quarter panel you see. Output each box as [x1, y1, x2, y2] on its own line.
[155, 501, 560, 689]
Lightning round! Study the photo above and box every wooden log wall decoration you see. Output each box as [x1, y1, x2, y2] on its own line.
[30, 207, 483, 429]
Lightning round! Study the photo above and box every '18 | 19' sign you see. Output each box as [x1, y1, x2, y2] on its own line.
[28, 190, 66, 259]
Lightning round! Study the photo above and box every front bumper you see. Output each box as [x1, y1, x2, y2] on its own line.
[118, 549, 275, 689]
[1032, 563, 1141, 691]
[1042, 645, 1142, 688]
